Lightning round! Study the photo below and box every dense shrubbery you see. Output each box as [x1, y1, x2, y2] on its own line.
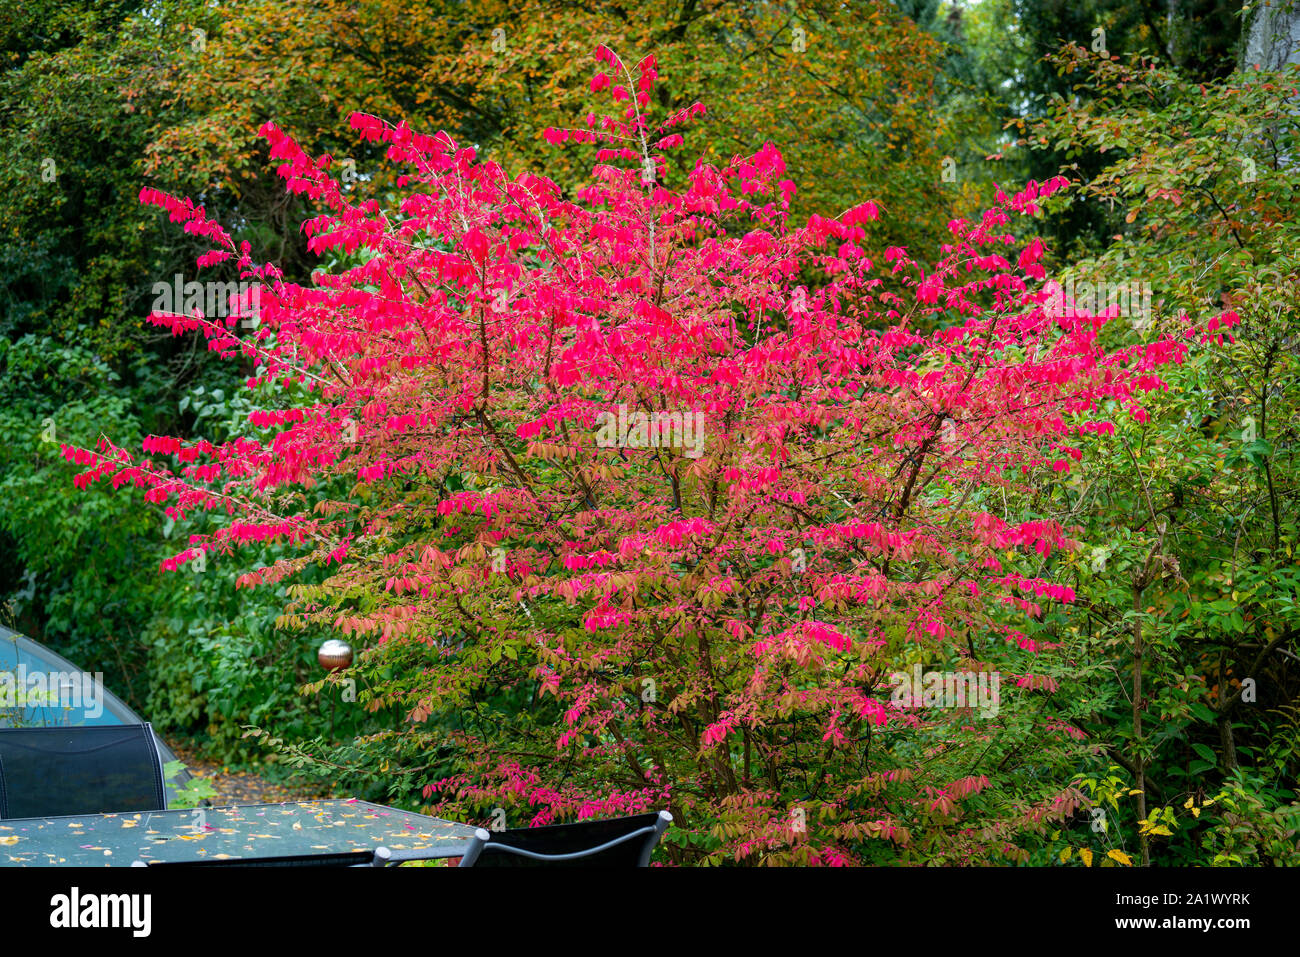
[4, 1, 1297, 865]
[62, 39, 1277, 865]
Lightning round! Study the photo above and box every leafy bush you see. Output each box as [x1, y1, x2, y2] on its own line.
[64, 49, 1247, 865]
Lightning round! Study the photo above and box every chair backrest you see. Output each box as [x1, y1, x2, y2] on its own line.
[0, 723, 166, 818]
[458, 810, 672, 867]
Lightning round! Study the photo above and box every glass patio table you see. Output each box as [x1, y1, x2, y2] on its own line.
[0, 799, 478, 866]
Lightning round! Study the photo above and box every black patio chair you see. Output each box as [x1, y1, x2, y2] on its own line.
[0, 723, 166, 818]
[456, 810, 673, 867]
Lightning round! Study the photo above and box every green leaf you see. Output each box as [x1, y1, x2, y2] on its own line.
[1190, 702, 1217, 723]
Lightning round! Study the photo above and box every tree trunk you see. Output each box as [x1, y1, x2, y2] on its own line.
[1241, 0, 1300, 70]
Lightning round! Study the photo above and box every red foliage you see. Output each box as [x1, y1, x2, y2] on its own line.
[67, 52, 1234, 863]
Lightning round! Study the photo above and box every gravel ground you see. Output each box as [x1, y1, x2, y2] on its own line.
[172, 745, 332, 805]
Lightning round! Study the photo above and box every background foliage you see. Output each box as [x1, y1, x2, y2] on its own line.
[1, 0, 1296, 862]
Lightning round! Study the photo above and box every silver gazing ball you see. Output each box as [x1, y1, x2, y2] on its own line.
[318, 638, 354, 671]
